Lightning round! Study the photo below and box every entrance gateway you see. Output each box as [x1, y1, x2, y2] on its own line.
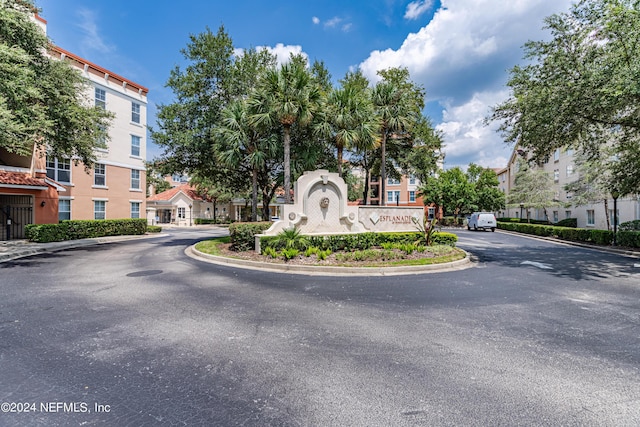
[256, 170, 424, 252]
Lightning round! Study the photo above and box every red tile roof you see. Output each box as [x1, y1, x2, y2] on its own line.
[0, 170, 48, 187]
[147, 184, 210, 202]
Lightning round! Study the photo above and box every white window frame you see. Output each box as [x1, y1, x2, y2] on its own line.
[131, 102, 141, 124]
[565, 210, 572, 219]
[131, 169, 141, 190]
[58, 199, 71, 221]
[95, 87, 106, 109]
[94, 200, 106, 220]
[177, 207, 186, 219]
[46, 157, 71, 183]
[566, 164, 574, 177]
[131, 135, 141, 157]
[586, 209, 595, 226]
[387, 177, 400, 186]
[554, 169, 559, 183]
[554, 149, 560, 162]
[409, 175, 416, 185]
[553, 211, 558, 223]
[409, 191, 416, 202]
[387, 190, 400, 203]
[130, 202, 140, 219]
[94, 163, 106, 187]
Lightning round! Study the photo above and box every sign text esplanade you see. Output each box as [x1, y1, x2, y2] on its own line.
[256, 170, 423, 252]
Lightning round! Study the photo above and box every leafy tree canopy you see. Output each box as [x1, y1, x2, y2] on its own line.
[0, 0, 112, 166]
[489, 0, 640, 195]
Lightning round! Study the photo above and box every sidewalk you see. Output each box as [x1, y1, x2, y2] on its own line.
[0, 233, 167, 263]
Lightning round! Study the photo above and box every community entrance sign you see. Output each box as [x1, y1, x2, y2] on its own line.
[258, 170, 424, 250]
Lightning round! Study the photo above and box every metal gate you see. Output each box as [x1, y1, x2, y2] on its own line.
[0, 195, 33, 240]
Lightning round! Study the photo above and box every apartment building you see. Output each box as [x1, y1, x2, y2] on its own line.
[499, 146, 639, 230]
[40, 16, 148, 222]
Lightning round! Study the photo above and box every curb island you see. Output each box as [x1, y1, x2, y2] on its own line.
[185, 245, 473, 276]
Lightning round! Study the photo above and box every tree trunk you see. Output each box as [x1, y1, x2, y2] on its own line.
[363, 169, 370, 205]
[380, 130, 387, 206]
[337, 144, 343, 177]
[251, 167, 258, 222]
[604, 198, 610, 231]
[262, 189, 271, 221]
[283, 124, 291, 204]
[213, 199, 217, 224]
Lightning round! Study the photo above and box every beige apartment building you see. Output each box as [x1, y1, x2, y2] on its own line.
[37, 15, 148, 222]
[498, 146, 639, 230]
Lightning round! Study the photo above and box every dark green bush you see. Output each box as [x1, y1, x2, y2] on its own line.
[228, 221, 272, 251]
[497, 222, 628, 246]
[25, 219, 147, 243]
[147, 225, 162, 233]
[261, 231, 458, 253]
[555, 218, 577, 228]
[617, 231, 640, 247]
[619, 220, 640, 231]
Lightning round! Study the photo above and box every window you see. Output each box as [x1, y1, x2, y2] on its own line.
[131, 102, 141, 124]
[565, 210, 572, 219]
[95, 87, 106, 109]
[409, 175, 416, 185]
[387, 191, 400, 203]
[130, 202, 140, 219]
[46, 158, 71, 183]
[553, 149, 560, 162]
[58, 199, 71, 221]
[131, 135, 141, 157]
[409, 191, 416, 202]
[96, 125, 107, 150]
[553, 211, 558, 223]
[131, 169, 140, 189]
[566, 165, 574, 177]
[177, 207, 186, 219]
[554, 169, 559, 183]
[94, 200, 106, 220]
[94, 163, 106, 186]
[587, 209, 595, 226]
[428, 207, 435, 220]
[609, 209, 619, 227]
[387, 177, 400, 186]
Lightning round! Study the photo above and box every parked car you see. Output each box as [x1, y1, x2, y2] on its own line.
[467, 212, 497, 232]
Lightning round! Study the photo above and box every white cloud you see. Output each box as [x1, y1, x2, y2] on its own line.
[76, 8, 115, 54]
[404, 0, 433, 20]
[358, 0, 574, 169]
[312, 16, 320, 25]
[324, 16, 342, 28]
[437, 90, 511, 169]
[254, 43, 309, 67]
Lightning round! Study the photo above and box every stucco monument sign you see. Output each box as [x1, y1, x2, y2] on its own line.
[257, 170, 424, 251]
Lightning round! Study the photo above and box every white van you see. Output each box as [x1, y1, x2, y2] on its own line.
[467, 212, 497, 232]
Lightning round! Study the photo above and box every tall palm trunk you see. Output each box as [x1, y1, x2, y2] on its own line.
[337, 143, 344, 177]
[380, 129, 387, 206]
[283, 124, 291, 204]
[251, 167, 258, 221]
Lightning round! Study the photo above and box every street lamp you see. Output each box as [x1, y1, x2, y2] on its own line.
[188, 203, 193, 227]
[611, 190, 619, 246]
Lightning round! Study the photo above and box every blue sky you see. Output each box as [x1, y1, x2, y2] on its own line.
[38, 0, 574, 170]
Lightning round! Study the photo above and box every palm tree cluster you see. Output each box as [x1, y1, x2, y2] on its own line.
[152, 26, 442, 221]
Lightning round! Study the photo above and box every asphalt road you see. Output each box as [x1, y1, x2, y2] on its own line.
[0, 228, 639, 426]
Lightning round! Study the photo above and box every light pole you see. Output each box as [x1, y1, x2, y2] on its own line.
[188, 203, 193, 227]
[611, 190, 619, 246]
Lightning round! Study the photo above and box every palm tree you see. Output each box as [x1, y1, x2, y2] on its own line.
[371, 81, 413, 206]
[216, 100, 276, 221]
[249, 59, 320, 204]
[315, 86, 379, 178]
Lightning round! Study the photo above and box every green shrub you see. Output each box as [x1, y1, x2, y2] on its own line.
[25, 219, 147, 243]
[617, 231, 640, 247]
[619, 220, 640, 231]
[280, 248, 300, 261]
[317, 249, 331, 260]
[263, 246, 278, 258]
[555, 218, 577, 228]
[432, 232, 457, 246]
[228, 221, 272, 251]
[147, 225, 162, 233]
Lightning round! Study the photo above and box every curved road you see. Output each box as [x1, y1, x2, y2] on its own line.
[0, 228, 639, 426]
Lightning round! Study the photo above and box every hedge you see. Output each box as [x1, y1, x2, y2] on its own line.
[259, 231, 458, 253]
[25, 219, 148, 243]
[228, 221, 272, 251]
[496, 222, 640, 247]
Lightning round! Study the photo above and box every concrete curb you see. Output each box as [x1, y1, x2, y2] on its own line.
[0, 233, 168, 263]
[185, 245, 473, 276]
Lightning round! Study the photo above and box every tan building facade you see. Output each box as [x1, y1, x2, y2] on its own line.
[40, 16, 148, 222]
